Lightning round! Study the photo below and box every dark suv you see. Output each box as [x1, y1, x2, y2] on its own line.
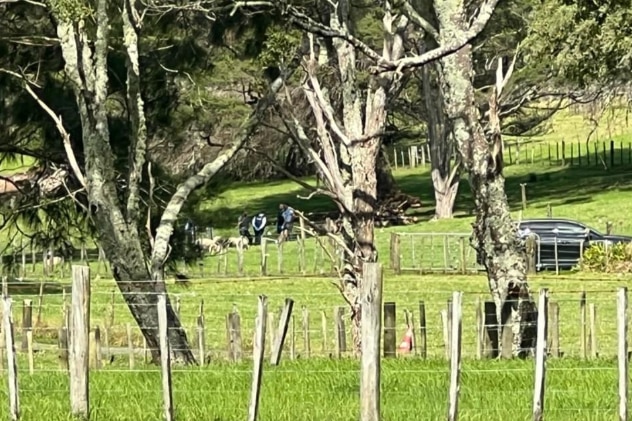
[477, 218, 632, 271]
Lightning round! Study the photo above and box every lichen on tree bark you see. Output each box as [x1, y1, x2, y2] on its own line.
[433, 2, 536, 356]
[283, 2, 408, 352]
[47, 0, 303, 364]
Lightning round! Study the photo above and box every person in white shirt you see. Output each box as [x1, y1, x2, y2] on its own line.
[278, 203, 295, 243]
[251, 212, 267, 245]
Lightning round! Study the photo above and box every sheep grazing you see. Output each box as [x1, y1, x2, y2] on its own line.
[226, 236, 249, 250]
[195, 235, 250, 255]
[195, 237, 225, 254]
[45, 255, 64, 273]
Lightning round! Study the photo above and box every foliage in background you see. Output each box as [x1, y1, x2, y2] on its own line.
[580, 242, 632, 273]
[525, 0, 632, 87]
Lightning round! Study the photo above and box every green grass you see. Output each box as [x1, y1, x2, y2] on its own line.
[1, 101, 632, 420]
[6, 273, 627, 359]
[185, 154, 632, 277]
[0, 357, 621, 420]
[1, 271, 628, 421]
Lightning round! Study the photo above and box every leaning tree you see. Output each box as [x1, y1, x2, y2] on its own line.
[0, 0, 306, 363]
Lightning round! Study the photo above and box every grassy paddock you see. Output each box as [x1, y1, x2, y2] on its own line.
[1, 99, 631, 420]
[5, 273, 628, 360]
[0, 356, 621, 420]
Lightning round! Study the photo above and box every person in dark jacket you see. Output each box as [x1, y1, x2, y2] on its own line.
[251, 212, 267, 245]
[237, 211, 253, 244]
[276, 208, 284, 235]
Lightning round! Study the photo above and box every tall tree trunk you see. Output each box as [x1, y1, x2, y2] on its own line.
[344, 138, 381, 349]
[431, 169, 459, 218]
[95, 209, 195, 363]
[435, 11, 535, 356]
[422, 63, 460, 219]
[52, 4, 197, 364]
[291, 5, 405, 351]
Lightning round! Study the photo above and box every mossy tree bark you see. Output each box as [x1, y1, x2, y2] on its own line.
[432, 0, 536, 356]
[279, 0, 502, 351]
[422, 62, 460, 219]
[48, 0, 300, 363]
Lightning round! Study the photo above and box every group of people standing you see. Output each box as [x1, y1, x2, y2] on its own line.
[238, 203, 296, 245]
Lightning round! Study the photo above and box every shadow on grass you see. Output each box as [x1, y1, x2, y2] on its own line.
[200, 150, 632, 232]
[4, 280, 66, 296]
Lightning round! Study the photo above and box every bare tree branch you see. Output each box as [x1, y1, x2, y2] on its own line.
[149, 45, 307, 274]
[123, 0, 148, 223]
[275, 104, 345, 201]
[0, 68, 87, 189]
[396, 0, 439, 40]
[304, 41, 351, 145]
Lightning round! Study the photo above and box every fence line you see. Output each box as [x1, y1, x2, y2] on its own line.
[390, 138, 632, 170]
[0, 233, 347, 279]
[0, 265, 629, 420]
[390, 223, 625, 275]
[1, 284, 630, 367]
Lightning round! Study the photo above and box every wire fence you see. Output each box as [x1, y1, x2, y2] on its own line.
[391, 138, 632, 170]
[0, 233, 347, 280]
[0, 267, 628, 420]
[2, 285, 627, 361]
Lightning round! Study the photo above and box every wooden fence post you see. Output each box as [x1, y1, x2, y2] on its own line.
[580, 291, 587, 359]
[58, 326, 69, 371]
[617, 287, 628, 421]
[589, 303, 598, 358]
[21, 299, 32, 353]
[475, 297, 483, 360]
[227, 308, 243, 362]
[299, 218, 306, 274]
[271, 298, 294, 365]
[197, 300, 206, 366]
[3, 297, 19, 421]
[360, 263, 383, 421]
[532, 288, 549, 421]
[441, 309, 450, 360]
[459, 237, 467, 274]
[302, 306, 310, 358]
[157, 293, 174, 421]
[548, 301, 560, 358]
[334, 307, 346, 358]
[390, 233, 401, 274]
[447, 292, 462, 421]
[277, 242, 284, 274]
[126, 324, 135, 370]
[36, 282, 44, 328]
[69, 266, 90, 420]
[418, 301, 427, 359]
[321, 311, 328, 355]
[383, 302, 396, 358]
[237, 244, 244, 275]
[247, 295, 268, 421]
